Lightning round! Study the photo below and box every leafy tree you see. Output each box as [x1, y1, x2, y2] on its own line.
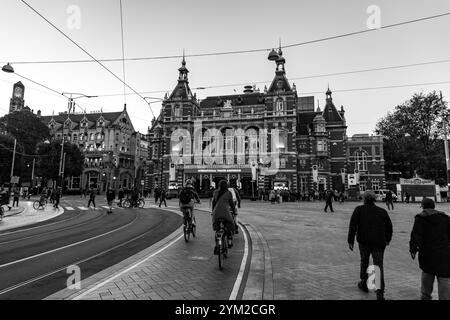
[0, 110, 50, 155]
[375, 91, 448, 185]
[36, 140, 84, 181]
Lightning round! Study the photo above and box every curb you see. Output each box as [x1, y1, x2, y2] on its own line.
[45, 211, 183, 300]
[241, 221, 274, 300]
[4, 207, 25, 218]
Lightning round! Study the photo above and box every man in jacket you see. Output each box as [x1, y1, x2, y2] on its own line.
[385, 190, 394, 211]
[106, 187, 116, 214]
[324, 190, 334, 213]
[348, 190, 393, 300]
[409, 198, 450, 300]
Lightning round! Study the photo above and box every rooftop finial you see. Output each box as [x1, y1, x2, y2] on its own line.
[182, 48, 186, 66]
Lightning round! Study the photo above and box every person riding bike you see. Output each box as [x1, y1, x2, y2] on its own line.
[228, 186, 241, 234]
[212, 180, 236, 251]
[179, 180, 200, 227]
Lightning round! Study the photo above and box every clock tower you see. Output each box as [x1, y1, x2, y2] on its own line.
[9, 81, 25, 113]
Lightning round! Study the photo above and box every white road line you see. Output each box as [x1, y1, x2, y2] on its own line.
[0, 215, 138, 269]
[73, 233, 183, 300]
[78, 207, 88, 211]
[229, 222, 249, 300]
[64, 207, 75, 211]
[101, 206, 110, 210]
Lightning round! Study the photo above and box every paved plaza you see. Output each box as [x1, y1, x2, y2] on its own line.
[234, 199, 446, 300]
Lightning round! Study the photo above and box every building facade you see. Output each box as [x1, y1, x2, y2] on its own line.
[146, 49, 385, 197]
[40, 106, 147, 193]
[9, 81, 25, 113]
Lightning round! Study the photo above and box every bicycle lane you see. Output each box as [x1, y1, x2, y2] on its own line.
[47, 204, 248, 300]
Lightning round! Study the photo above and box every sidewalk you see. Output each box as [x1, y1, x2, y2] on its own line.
[47, 202, 247, 300]
[0, 201, 64, 232]
[3, 205, 26, 217]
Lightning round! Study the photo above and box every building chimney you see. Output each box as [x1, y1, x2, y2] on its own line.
[37, 110, 41, 117]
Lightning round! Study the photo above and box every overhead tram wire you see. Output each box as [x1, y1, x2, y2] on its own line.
[90, 58, 450, 98]
[4, 11, 450, 66]
[20, 0, 155, 118]
[119, 0, 127, 107]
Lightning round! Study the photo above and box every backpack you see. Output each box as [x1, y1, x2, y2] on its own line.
[179, 188, 192, 204]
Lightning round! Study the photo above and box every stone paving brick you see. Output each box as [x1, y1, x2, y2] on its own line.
[239, 200, 448, 300]
[61, 204, 245, 300]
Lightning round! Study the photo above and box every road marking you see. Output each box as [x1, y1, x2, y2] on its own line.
[0, 214, 138, 269]
[229, 222, 249, 300]
[64, 207, 75, 211]
[78, 207, 88, 211]
[72, 233, 183, 300]
[101, 206, 110, 210]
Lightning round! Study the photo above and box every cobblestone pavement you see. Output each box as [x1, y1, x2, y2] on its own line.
[48, 202, 246, 300]
[235, 199, 448, 300]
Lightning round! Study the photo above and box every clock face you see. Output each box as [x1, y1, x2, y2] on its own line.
[14, 87, 23, 98]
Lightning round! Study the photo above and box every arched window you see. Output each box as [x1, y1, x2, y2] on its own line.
[90, 133, 94, 141]
[354, 150, 368, 171]
[275, 98, 284, 115]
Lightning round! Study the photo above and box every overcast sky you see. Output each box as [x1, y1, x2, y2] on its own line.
[1, 0, 449, 136]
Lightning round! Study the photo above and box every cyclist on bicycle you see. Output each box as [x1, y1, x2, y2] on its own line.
[39, 189, 47, 206]
[228, 185, 241, 234]
[212, 180, 236, 250]
[179, 180, 200, 226]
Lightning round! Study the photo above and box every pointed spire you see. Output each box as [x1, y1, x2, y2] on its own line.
[123, 103, 127, 111]
[326, 85, 332, 98]
[278, 38, 283, 55]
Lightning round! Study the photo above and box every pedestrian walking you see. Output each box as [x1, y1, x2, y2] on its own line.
[159, 188, 167, 207]
[405, 191, 410, 203]
[87, 188, 96, 208]
[154, 186, 160, 204]
[409, 198, 450, 300]
[106, 187, 116, 214]
[324, 190, 334, 213]
[347, 190, 393, 300]
[118, 186, 124, 207]
[53, 187, 61, 209]
[12, 187, 20, 207]
[385, 190, 394, 210]
[339, 191, 345, 203]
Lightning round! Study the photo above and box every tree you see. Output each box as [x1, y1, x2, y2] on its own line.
[0, 110, 50, 155]
[0, 134, 25, 185]
[36, 140, 84, 181]
[375, 91, 448, 185]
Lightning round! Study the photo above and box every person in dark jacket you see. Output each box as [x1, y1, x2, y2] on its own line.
[348, 190, 393, 300]
[409, 198, 450, 300]
[118, 186, 124, 207]
[324, 190, 334, 213]
[53, 187, 61, 209]
[87, 188, 96, 208]
[212, 180, 236, 251]
[159, 188, 167, 207]
[106, 187, 116, 214]
[385, 190, 394, 210]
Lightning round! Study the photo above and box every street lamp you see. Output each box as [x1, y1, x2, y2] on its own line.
[2, 63, 14, 73]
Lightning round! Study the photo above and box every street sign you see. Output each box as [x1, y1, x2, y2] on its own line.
[10, 176, 19, 184]
[348, 174, 357, 186]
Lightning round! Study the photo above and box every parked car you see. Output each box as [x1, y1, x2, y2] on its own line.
[374, 189, 398, 202]
[167, 182, 181, 199]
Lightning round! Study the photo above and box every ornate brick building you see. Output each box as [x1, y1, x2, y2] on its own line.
[148, 48, 385, 197]
[40, 106, 148, 193]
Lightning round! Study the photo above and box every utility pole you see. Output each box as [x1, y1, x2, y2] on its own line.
[10, 138, 17, 179]
[441, 91, 450, 200]
[31, 158, 35, 187]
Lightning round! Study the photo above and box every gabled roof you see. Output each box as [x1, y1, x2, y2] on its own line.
[40, 111, 124, 127]
[200, 92, 265, 109]
[267, 71, 292, 93]
[323, 99, 344, 123]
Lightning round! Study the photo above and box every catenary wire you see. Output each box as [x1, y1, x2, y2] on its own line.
[2, 11, 450, 65]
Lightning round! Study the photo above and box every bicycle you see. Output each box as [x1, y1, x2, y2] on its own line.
[122, 197, 145, 208]
[33, 198, 47, 210]
[215, 219, 229, 270]
[182, 206, 196, 242]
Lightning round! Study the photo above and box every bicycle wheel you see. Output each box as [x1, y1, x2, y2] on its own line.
[218, 235, 224, 270]
[123, 199, 130, 208]
[33, 200, 40, 210]
[183, 221, 190, 243]
[0, 207, 4, 221]
[139, 199, 145, 208]
[191, 223, 196, 238]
